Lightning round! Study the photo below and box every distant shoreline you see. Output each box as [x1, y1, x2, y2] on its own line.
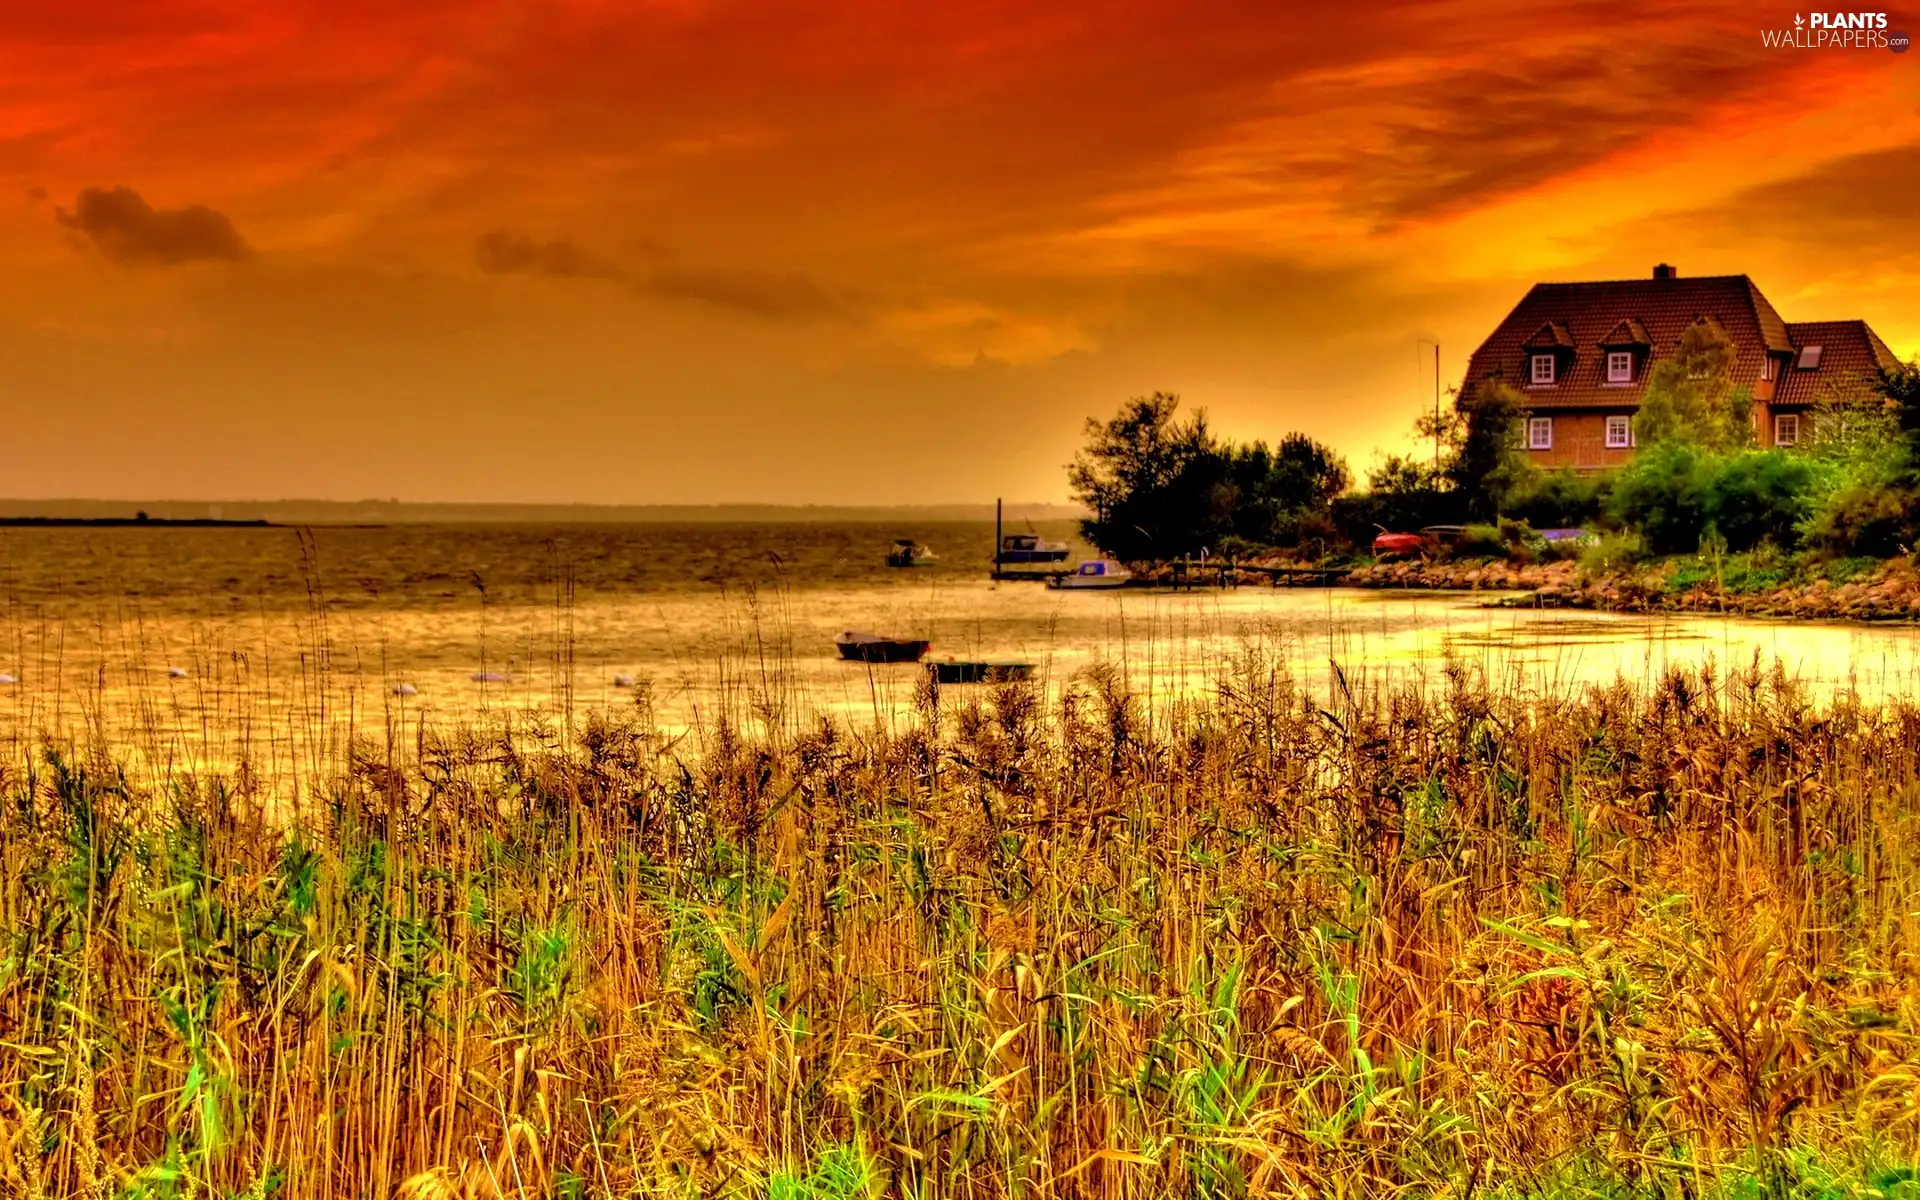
[0, 500, 1085, 525]
[0, 516, 278, 528]
[0, 518, 280, 526]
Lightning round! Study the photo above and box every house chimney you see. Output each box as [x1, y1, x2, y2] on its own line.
[1653, 263, 1678, 280]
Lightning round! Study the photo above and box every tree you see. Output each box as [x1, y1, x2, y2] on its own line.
[1069, 395, 1351, 559]
[1219, 434, 1351, 545]
[1802, 371, 1906, 485]
[1633, 319, 1753, 451]
[1880, 358, 1920, 469]
[1068, 392, 1230, 560]
[1330, 453, 1460, 546]
[1268, 432, 1351, 511]
[1446, 378, 1536, 520]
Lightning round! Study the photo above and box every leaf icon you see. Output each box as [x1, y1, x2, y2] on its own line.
[1794, 12, 1804, 25]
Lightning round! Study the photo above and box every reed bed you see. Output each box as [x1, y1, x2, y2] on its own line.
[4, 649, 1920, 1200]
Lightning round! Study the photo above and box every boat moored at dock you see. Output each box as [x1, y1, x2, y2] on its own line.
[1048, 559, 1132, 589]
[995, 532, 1070, 564]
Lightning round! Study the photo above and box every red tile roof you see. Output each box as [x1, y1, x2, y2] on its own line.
[1599, 318, 1651, 347]
[1458, 273, 1793, 411]
[1522, 321, 1574, 350]
[1773, 320, 1903, 407]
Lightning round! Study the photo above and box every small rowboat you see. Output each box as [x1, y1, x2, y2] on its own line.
[929, 660, 1034, 684]
[835, 630, 932, 663]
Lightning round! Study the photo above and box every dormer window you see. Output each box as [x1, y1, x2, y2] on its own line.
[1521, 321, 1573, 386]
[1598, 319, 1651, 386]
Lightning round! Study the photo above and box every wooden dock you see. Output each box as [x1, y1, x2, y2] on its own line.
[991, 561, 1349, 588]
[1142, 561, 1350, 589]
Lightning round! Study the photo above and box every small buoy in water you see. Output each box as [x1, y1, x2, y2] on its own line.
[0, 673, 16, 685]
[471, 671, 510, 683]
[612, 673, 635, 688]
[167, 667, 188, 679]
[391, 682, 419, 697]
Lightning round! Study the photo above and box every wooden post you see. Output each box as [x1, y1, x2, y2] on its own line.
[994, 497, 1002, 580]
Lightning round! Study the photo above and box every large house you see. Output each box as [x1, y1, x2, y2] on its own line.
[1456, 265, 1901, 470]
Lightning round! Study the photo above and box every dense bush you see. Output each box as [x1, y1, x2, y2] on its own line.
[1510, 469, 1609, 529]
[1579, 530, 1646, 572]
[1454, 523, 1506, 558]
[1609, 447, 1815, 554]
[1330, 455, 1465, 548]
[1702, 450, 1818, 551]
[1606, 443, 1714, 554]
[1801, 483, 1920, 558]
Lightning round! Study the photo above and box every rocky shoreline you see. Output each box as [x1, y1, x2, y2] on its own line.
[1337, 558, 1920, 622]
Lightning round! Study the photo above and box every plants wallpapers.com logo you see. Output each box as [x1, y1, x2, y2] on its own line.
[1762, 11, 1909, 48]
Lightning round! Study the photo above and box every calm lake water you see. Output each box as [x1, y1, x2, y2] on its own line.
[3, 521, 1919, 778]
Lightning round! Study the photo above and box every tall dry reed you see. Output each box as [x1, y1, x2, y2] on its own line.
[2, 652, 1919, 1198]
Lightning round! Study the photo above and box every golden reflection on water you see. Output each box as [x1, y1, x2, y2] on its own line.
[3, 523, 1920, 782]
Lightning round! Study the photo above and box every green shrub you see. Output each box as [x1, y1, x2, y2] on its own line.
[1701, 451, 1817, 551]
[1511, 469, 1609, 528]
[1579, 530, 1645, 573]
[1456, 523, 1506, 558]
[1607, 443, 1713, 554]
[1609, 447, 1817, 555]
[1800, 483, 1920, 558]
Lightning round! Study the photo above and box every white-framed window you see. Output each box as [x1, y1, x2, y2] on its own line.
[1762, 356, 1777, 381]
[1606, 414, 1632, 448]
[1774, 412, 1799, 447]
[1530, 354, 1556, 385]
[1606, 351, 1633, 383]
[1528, 416, 1554, 450]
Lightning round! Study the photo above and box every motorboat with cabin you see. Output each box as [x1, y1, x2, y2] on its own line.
[1048, 558, 1132, 589]
[995, 532, 1070, 564]
[885, 539, 938, 567]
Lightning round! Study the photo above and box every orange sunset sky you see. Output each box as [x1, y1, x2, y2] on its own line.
[2, 1, 1917, 505]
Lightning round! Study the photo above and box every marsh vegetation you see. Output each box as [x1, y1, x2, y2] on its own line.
[5, 639, 1920, 1198]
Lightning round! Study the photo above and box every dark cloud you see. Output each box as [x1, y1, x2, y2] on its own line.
[637, 266, 851, 320]
[26, 186, 47, 203]
[475, 227, 855, 320]
[473, 229, 629, 281]
[1314, 13, 1803, 224]
[1709, 145, 1920, 235]
[1588, 146, 1920, 305]
[55, 186, 250, 264]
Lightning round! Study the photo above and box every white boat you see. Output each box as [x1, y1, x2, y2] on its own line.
[1049, 559, 1132, 589]
[885, 539, 938, 567]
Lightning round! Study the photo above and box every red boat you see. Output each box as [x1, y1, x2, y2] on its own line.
[1371, 531, 1428, 559]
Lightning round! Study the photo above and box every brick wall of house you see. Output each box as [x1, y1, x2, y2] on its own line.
[1525, 411, 1635, 471]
